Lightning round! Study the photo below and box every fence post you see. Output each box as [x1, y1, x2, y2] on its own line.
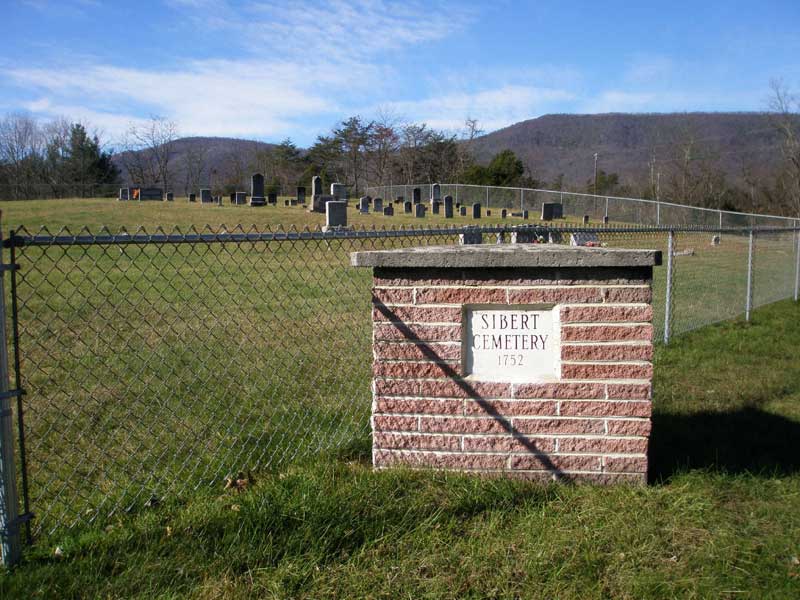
[664, 230, 674, 344]
[656, 201, 661, 226]
[0, 215, 21, 567]
[485, 186, 489, 209]
[604, 197, 609, 220]
[745, 229, 754, 322]
[520, 188, 523, 212]
[794, 221, 800, 302]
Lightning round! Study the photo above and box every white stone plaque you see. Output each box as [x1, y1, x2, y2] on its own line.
[464, 305, 560, 383]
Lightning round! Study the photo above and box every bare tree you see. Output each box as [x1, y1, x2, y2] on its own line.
[368, 109, 400, 186]
[119, 116, 178, 190]
[768, 79, 800, 216]
[182, 143, 207, 195]
[0, 112, 43, 199]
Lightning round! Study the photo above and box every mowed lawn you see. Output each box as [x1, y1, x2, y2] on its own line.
[0, 299, 799, 599]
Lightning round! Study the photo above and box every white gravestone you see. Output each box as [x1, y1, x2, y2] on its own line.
[464, 305, 560, 383]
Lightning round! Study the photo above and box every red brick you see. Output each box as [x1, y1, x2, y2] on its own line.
[561, 305, 653, 323]
[558, 437, 649, 454]
[510, 454, 601, 471]
[374, 450, 507, 470]
[374, 342, 461, 361]
[561, 344, 652, 362]
[418, 380, 511, 399]
[561, 472, 646, 485]
[420, 417, 508, 434]
[507, 287, 603, 304]
[415, 287, 506, 305]
[606, 383, 652, 400]
[376, 398, 463, 415]
[606, 419, 652, 436]
[373, 432, 460, 451]
[513, 418, 605, 435]
[561, 324, 653, 342]
[559, 400, 651, 418]
[603, 456, 648, 473]
[372, 415, 417, 431]
[374, 379, 419, 396]
[513, 382, 605, 399]
[561, 363, 653, 380]
[373, 361, 460, 379]
[372, 288, 414, 305]
[603, 287, 652, 303]
[373, 323, 461, 342]
[464, 399, 557, 416]
[462, 435, 557, 453]
[373, 306, 461, 323]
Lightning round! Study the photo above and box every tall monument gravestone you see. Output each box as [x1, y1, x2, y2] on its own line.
[444, 195, 454, 218]
[412, 187, 421, 204]
[200, 189, 213, 203]
[309, 176, 326, 212]
[351, 244, 660, 483]
[250, 173, 266, 206]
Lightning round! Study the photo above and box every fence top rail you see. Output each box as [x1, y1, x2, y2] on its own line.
[5, 224, 799, 247]
[366, 183, 800, 223]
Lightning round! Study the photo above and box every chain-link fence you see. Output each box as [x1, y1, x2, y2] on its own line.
[0, 222, 798, 560]
[366, 183, 800, 230]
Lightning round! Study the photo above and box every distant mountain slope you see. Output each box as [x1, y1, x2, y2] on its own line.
[113, 136, 276, 190]
[468, 112, 786, 188]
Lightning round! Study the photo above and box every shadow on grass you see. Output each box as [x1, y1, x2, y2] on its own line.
[649, 407, 800, 481]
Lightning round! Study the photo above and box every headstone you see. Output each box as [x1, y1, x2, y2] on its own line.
[415, 203, 425, 218]
[486, 209, 491, 217]
[460, 206, 467, 216]
[383, 205, 394, 216]
[359, 197, 370, 213]
[312, 176, 323, 197]
[139, 187, 164, 201]
[166, 192, 174, 202]
[284, 199, 290, 207]
[268, 192, 277, 205]
[472, 203, 481, 219]
[431, 182, 441, 201]
[188, 193, 196, 203]
[711, 235, 721, 246]
[297, 186, 306, 204]
[456, 202, 461, 209]
[522, 210, 529, 219]
[501, 209, 507, 218]
[118, 188, 129, 201]
[373, 198, 383, 213]
[444, 195, 453, 218]
[541, 203, 564, 221]
[583, 215, 590, 225]
[459, 230, 483, 245]
[216, 196, 223, 206]
[412, 187, 421, 204]
[229, 192, 236, 204]
[511, 229, 543, 244]
[290, 199, 297, 206]
[324, 200, 347, 230]
[431, 200, 441, 215]
[603, 216, 609, 224]
[331, 183, 346, 202]
[250, 173, 266, 205]
[570, 232, 602, 247]
[404, 201, 412, 214]
[237, 192, 250, 205]
[200, 189, 213, 203]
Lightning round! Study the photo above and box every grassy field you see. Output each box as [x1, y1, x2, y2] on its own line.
[1, 299, 799, 598]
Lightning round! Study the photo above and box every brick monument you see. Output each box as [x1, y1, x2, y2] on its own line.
[351, 244, 661, 483]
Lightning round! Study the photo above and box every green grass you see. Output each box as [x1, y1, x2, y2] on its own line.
[2, 299, 800, 598]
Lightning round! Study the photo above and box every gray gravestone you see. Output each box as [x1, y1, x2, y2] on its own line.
[570, 232, 601, 247]
[522, 210, 529, 219]
[383, 205, 394, 216]
[189, 193, 196, 203]
[444, 195, 453, 218]
[230, 192, 236, 204]
[373, 198, 383, 212]
[331, 183, 346, 202]
[583, 215, 590, 225]
[297, 186, 306, 204]
[511, 229, 541, 244]
[236, 192, 251, 205]
[541, 203, 564, 221]
[603, 216, 609, 224]
[166, 192, 174, 201]
[460, 206, 467, 216]
[486, 209, 491, 216]
[312, 176, 323, 197]
[200, 189, 212, 203]
[412, 187, 421, 204]
[404, 201, 412, 214]
[359, 197, 370, 213]
[460, 230, 483, 245]
[415, 203, 425, 218]
[118, 188, 129, 201]
[431, 200, 441, 215]
[431, 183, 441, 201]
[501, 209, 507, 218]
[251, 173, 266, 205]
[309, 176, 325, 212]
[472, 203, 481, 219]
[266, 192, 276, 205]
[325, 200, 347, 230]
[284, 199, 290, 206]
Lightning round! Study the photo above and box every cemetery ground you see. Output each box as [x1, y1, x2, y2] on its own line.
[1, 299, 799, 598]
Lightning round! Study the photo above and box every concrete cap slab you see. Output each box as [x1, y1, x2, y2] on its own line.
[351, 244, 662, 268]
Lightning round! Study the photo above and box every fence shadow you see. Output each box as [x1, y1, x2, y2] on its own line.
[649, 407, 800, 481]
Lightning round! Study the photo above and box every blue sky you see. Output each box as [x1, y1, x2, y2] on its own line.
[1, 0, 799, 147]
